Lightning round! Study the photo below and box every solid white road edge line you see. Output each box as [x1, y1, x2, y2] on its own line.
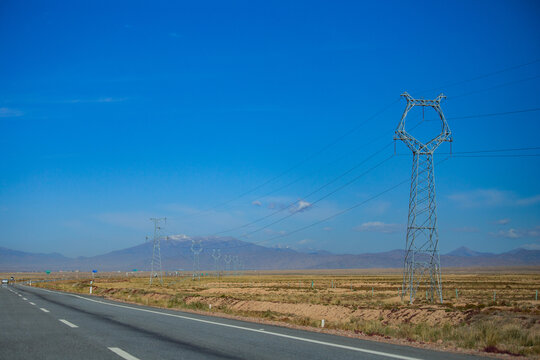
[59, 319, 79, 328]
[25, 285, 422, 360]
[108, 347, 141, 360]
[40, 308, 50, 313]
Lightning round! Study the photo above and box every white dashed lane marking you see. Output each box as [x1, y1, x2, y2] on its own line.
[59, 319, 78, 328]
[108, 347, 141, 360]
[40, 308, 50, 313]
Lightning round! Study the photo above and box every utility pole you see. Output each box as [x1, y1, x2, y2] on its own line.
[395, 92, 452, 304]
[149, 217, 166, 285]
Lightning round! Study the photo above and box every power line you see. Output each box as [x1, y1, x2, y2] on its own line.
[212, 142, 393, 236]
[419, 58, 540, 95]
[251, 110, 425, 204]
[176, 59, 540, 224]
[207, 115, 426, 238]
[451, 74, 540, 100]
[249, 156, 451, 250]
[447, 107, 540, 120]
[395, 146, 540, 156]
[449, 146, 540, 154]
[451, 154, 540, 158]
[236, 155, 394, 239]
[165, 154, 396, 251]
[175, 98, 401, 222]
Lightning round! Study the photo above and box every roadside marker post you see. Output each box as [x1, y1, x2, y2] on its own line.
[493, 291, 496, 301]
[455, 289, 458, 300]
[311, 281, 314, 289]
[90, 280, 93, 294]
[321, 319, 325, 328]
[536, 290, 538, 301]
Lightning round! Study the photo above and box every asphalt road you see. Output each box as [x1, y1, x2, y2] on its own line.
[0, 284, 491, 360]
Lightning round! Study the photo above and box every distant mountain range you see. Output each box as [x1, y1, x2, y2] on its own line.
[1, 237, 539, 272]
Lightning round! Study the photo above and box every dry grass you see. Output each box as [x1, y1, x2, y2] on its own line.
[7, 269, 540, 358]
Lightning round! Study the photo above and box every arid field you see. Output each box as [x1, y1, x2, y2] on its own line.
[7, 267, 540, 358]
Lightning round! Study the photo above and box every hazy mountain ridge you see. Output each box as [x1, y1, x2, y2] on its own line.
[0, 241, 539, 272]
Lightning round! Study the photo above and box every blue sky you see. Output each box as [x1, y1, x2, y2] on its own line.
[1, 1, 539, 257]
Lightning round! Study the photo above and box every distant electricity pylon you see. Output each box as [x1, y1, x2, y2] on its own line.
[149, 217, 167, 285]
[224, 255, 232, 275]
[394, 92, 452, 304]
[191, 239, 203, 279]
[212, 249, 221, 278]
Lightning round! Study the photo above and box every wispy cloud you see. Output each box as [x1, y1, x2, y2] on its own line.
[365, 201, 391, 216]
[290, 200, 312, 213]
[0, 107, 23, 118]
[448, 189, 510, 208]
[495, 218, 511, 225]
[322, 226, 332, 231]
[263, 229, 287, 236]
[355, 221, 402, 233]
[520, 243, 540, 250]
[517, 195, 540, 206]
[449, 189, 540, 208]
[493, 226, 540, 239]
[266, 198, 313, 213]
[496, 228, 521, 239]
[252, 200, 262, 207]
[65, 97, 128, 104]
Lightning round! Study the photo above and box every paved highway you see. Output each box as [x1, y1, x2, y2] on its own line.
[0, 284, 490, 360]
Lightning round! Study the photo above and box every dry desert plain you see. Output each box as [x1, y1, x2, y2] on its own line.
[8, 267, 540, 358]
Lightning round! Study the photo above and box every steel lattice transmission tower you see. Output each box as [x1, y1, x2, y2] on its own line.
[191, 239, 203, 279]
[212, 249, 221, 278]
[149, 217, 167, 285]
[395, 92, 452, 304]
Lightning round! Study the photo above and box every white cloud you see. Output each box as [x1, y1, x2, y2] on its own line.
[355, 221, 402, 233]
[298, 239, 311, 245]
[495, 218, 511, 225]
[168, 234, 190, 240]
[323, 227, 332, 231]
[0, 107, 23, 118]
[290, 200, 312, 213]
[252, 200, 262, 207]
[497, 228, 520, 239]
